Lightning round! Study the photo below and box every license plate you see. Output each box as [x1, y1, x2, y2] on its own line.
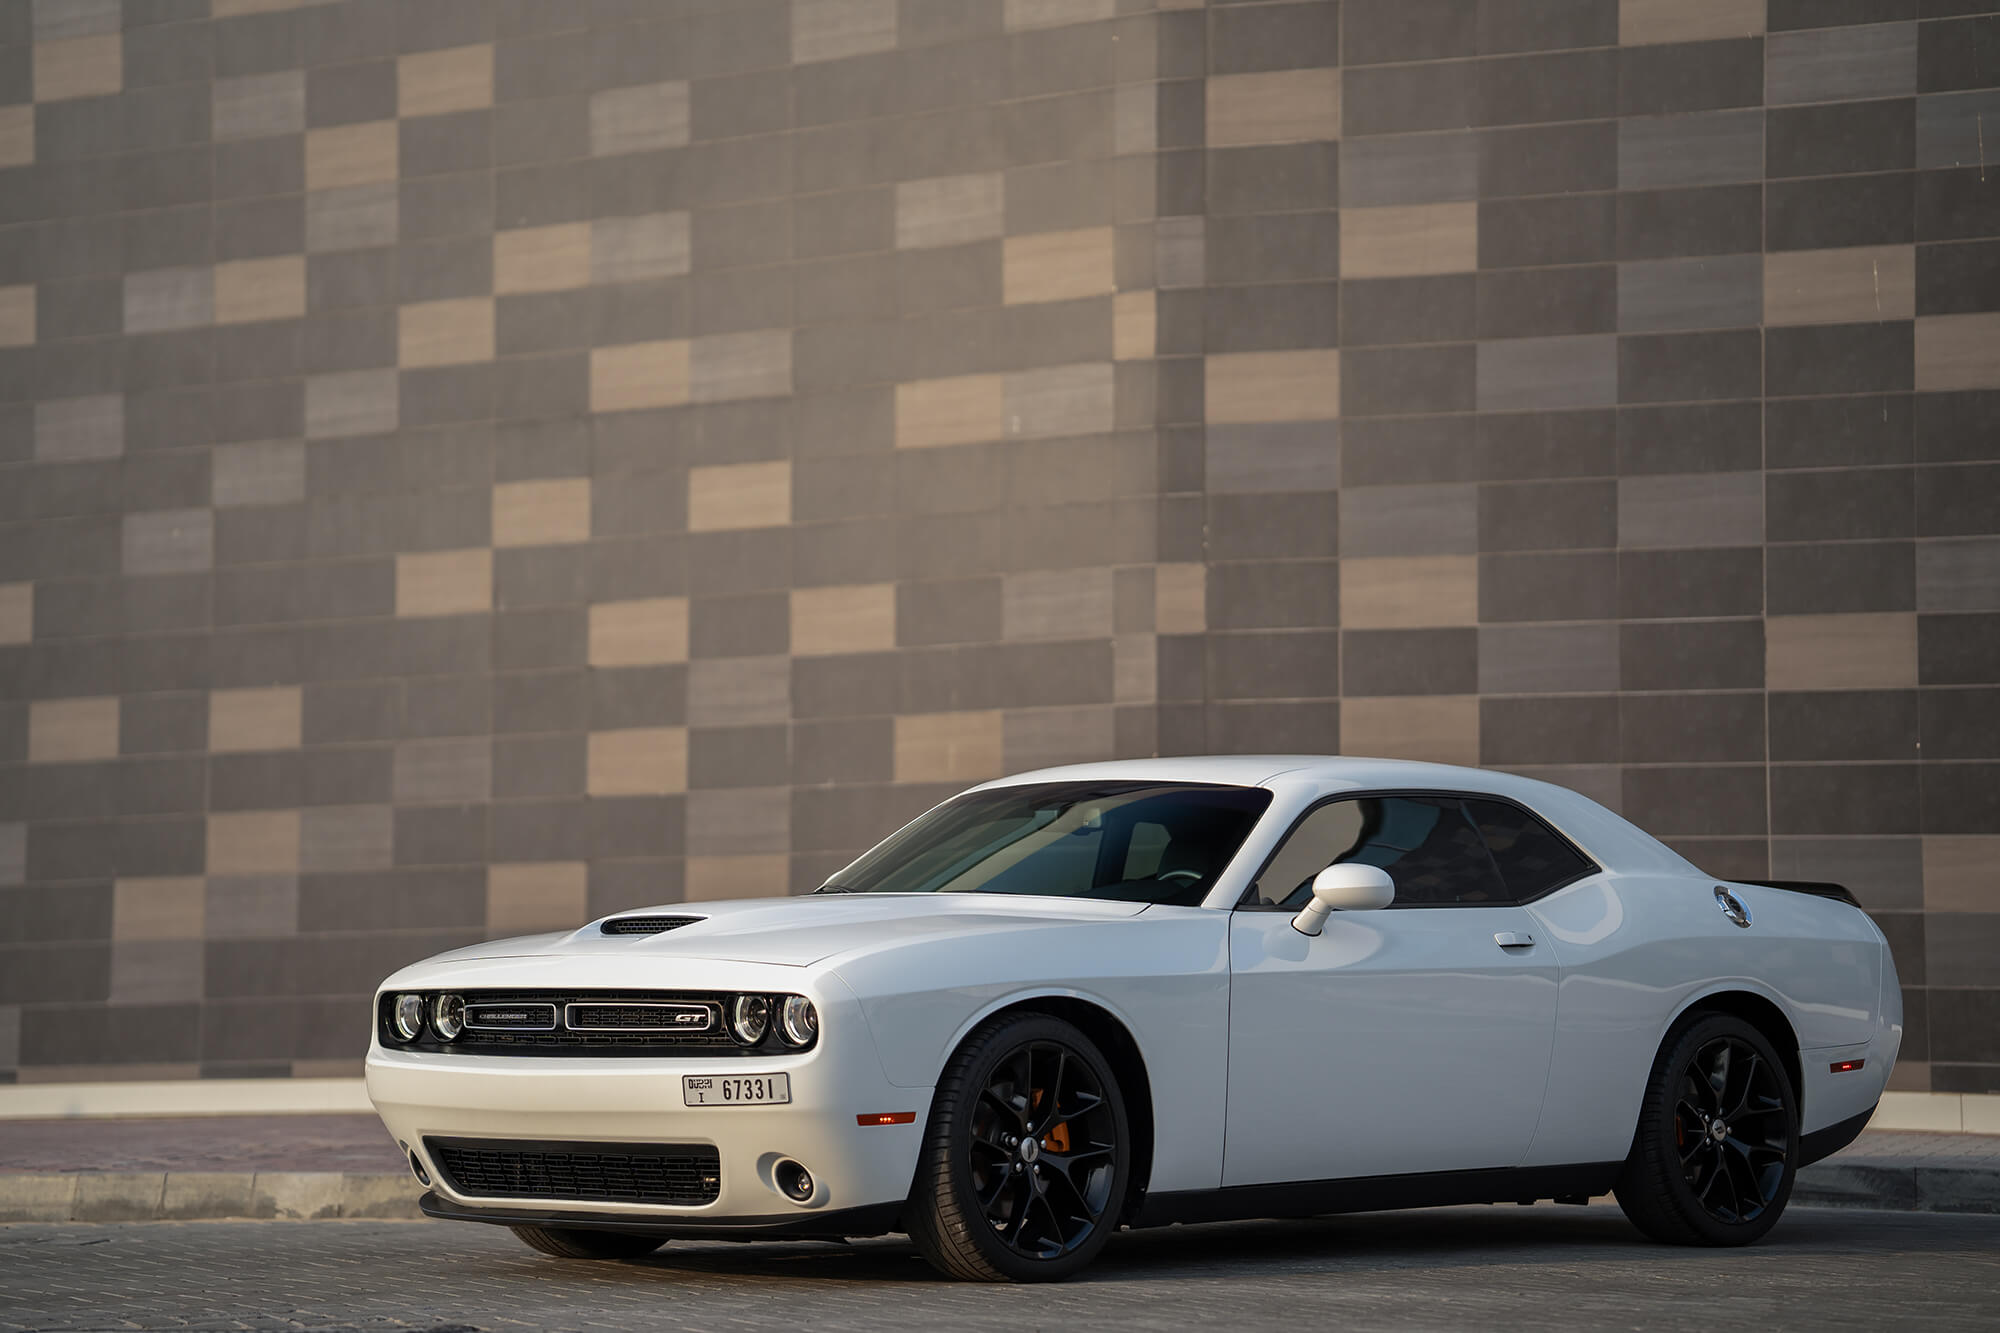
[683, 1073, 791, 1106]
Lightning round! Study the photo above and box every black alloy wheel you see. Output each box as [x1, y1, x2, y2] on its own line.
[907, 1012, 1130, 1281]
[1616, 1012, 1798, 1246]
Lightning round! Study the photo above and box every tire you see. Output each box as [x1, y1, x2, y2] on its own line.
[906, 1012, 1131, 1282]
[1615, 1012, 1799, 1246]
[508, 1225, 665, 1260]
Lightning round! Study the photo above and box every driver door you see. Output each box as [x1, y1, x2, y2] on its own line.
[1223, 793, 1560, 1187]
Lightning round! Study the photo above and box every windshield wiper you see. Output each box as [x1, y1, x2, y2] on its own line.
[813, 883, 864, 894]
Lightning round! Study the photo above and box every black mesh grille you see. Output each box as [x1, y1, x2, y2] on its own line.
[429, 1138, 720, 1206]
[601, 916, 703, 935]
[566, 1002, 711, 1031]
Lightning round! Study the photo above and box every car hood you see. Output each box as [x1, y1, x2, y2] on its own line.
[423, 894, 1155, 969]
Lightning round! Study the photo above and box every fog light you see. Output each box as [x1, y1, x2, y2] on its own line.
[432, 993, 465, 1040]
[778, 996, 818, 1047]
[392, 993, 425, 1042]
[775, 1158, 814, 1203]
[408, 1150, 431, 1187]
[728, 994, 770, 1045]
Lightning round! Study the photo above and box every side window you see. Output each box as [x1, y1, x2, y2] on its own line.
[1122, 821, 1172, 879]
[1465, 798, 1595, 901]
[1247, 795, 1510, 908]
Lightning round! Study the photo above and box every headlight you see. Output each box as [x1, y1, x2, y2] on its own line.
[728, 994, 770, 1045]
[432, 993, 464, 1040]
[778, 996, 818, 1047]
[391, 993, 425, 1042]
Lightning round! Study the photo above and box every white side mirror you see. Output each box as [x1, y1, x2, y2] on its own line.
[1291, 863, 1396, 936]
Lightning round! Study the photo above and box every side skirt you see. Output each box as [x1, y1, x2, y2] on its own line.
[418, 1191, 904, 1242]
[1130, 1163, 1623, 1229]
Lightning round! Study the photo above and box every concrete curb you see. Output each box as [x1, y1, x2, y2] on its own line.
[1794, 1159, 2000, 1215]
[0, 1172, 423, 1223]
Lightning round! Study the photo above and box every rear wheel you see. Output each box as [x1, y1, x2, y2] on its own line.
[508, 1225, 665, 1260]
[906, 1012, 1131, 1282]
[1615, 1013, 1798, 1246]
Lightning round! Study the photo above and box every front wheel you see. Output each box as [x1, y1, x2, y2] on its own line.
[508, 1225, 664, 1260]
[1615, 1013, 1798, 1246]
[906, 1012, 1131, 1282]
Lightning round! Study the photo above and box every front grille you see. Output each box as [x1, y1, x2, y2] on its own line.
[566, 1002, 712, 1032]
[428, 1138, 721, 1206]
[601, 915, 703, 935]
[381, 990, 746, 1055]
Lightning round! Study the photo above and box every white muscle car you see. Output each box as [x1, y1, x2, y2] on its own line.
[366, 756, 1900, 1281]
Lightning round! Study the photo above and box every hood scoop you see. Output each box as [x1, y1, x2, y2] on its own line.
[600, 915, 705, 936]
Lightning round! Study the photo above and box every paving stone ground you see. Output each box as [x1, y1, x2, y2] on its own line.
[3, 1205, 1997, 1333]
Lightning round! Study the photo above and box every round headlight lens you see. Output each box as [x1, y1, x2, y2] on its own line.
[778, 996, 818, 1048]
[432, 993, 465, 1041]
[728, 994, 770, 1045]
[391, 993, 425, 1042]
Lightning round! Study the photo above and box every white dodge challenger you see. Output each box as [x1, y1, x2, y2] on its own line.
[367, 756, 1901, 1282]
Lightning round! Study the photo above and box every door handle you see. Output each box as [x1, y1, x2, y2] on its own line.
[1493, 932, 1535, 949]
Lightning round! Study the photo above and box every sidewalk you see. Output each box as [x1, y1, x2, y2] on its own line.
[1, 1116, 1994, 1224]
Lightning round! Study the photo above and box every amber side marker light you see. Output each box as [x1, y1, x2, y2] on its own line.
[858, 1112, 918, 1126]
[1830, 1059, 1866, 1073]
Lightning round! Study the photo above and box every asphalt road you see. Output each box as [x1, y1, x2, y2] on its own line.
[3, 1204, 1997, 1332]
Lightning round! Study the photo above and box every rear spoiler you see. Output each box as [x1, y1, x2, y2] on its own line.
[1733, 879, 1862, 909]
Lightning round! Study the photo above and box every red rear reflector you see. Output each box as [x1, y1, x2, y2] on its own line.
[1830, 1060, 1865, 1073]
[858, 1112, 917, 1126]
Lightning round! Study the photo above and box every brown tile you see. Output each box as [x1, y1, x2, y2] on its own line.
[1341, 203, 1478, 278]
[1003, 227, 1114, 306]
[1923, 836, 2000, 912]
[305, 121, 398, 191]
[688, 461, 791, 532]
[1207, 68, 1340, 148]
[487, 861, 589, 934]
[111, 877, 205, 941]
[792, 0, 899, 63]
[684, 854, 789, 900]
[398, 44, 493, 118]
[212, 256, 306, 326]
[1341, 555, 1478, 628]
[1113, 290, 1154, 361]
[298, 805, 393, 872]
[208, 686, 302, 752]
[494, 223, 591, 294]
[108, 939, 202, 1004]
[896, 173, 1005, 250]
[0, 106, 33, 168]
[1206, 349, 1341, 424]
[791, 583, 896, 656]
[1003, 567, 1113, 640]
[0, 284, 35, 347]
[1619, 0, 1762, 45]
[33, 34, 122, 101]
[1155, 563, 1206, 633]
[1764, 245, 1915, 326]
[591, 212, 690, 286]
[590, 81, 689, 156]
[28, 697, 119, 762]
[493, 478, 590, 547]
[395, 548, 492, 616]
[1916, 314, 2000, 392]
[590, 339, 691, 413]
[1004, 705, 1116, 772]
[398, 296, 494, 367]
[206, 810, 301, 875]
[895, 710, 1004, 783]
[0, 583, 31, 644]
[1341, 695, 1480, 766]
[587, 727, 687, 796]
[690, 330, 792, 404]
[1005, 0, 1115, 30]
[895, 374, 1004, 449]
[688, 655, 790, 727]
[589, 597, 689, 666]
[1003, 362, 1113, 439]
[1766, 613, 1918, 690]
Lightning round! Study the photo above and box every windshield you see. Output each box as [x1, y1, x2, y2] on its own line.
[821, 782, 1273, 906]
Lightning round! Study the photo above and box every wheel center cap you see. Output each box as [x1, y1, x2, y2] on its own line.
[1709, 1119, 1730, 1143]
[1018, 1137, 1041, 1164]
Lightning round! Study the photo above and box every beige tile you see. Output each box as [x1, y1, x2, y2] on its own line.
[1766, 613, 1917, 690]
[1005, 361, 1114, 439]
[0, 105, 33, 167]
[494, 223, 591, 295]
[213, 257, 306, 325]
[1923, 836, 2000, 913]
[1113, 290, 1155, 361]
[590, 212, 690, 285]
[1341, 555, 1478, 628]
[690, 329, 792, 403]
[1003, 227, 1115, 306]
[688, 461, 791, 533]
[590, 339, 691, 413]
[1005, 0, 1115, 29]
[792, 0, 898, 63]
[208, 685, 302, 752]
[791, 583, 896, 656]
[894, 711, 1004, 783]
[1620, 0, 1763, 44]
[206, 810, 301, 876]
[896, 172, 1005, 250]
[212, 0, 332, 13]
[493, 477, 591, 547]
[1341, 695, 1481, 767]
[111, 878, 206, 941]
[398, 297, 494, 368]
[588, 597, 689, 667]
[0, 582, 30, 644]
[305, 368, 396, 439]
[1207, 349, 1341, 424]
[305, 121, 397, 191]
[590, 81, 690, 156]
[395, 548, 492, 617]
[1916, 313, 2000, 392]
[1155, 562, 1206, 633]
[1115, 80, 1157, 155]
[0, 284, 34, 346]
[687, 656, 789, 727]
[1207, 68, 1340, 148]
[1764, 246, 1915, 326]
[487, 862, 589, 934]
[28, 696, 118, 762]
[895, 373, 1004, 449]
[587, 727, 688, 796]
[685, 854, 791, 901]
[1114, 633, 1157, 703]
[397, 43, 493, 118]
[1341, 203, 1479, 279]
[34, 33, 121, 100]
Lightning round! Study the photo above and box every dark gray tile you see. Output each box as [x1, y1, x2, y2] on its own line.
[1767, 321, 1914, 398]
[1482, 696, 1620, 766]
[1478, 550, 1617, 622]
[1617, 184, 1762, 261]
[1768, 541, 1917, 614]
[1769, 99, 1915, 178]
[1769, 172, 1915, 250]
[1342, 627, 1475, 696]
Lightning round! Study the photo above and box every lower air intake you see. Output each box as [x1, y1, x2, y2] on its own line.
[427, 1138, 721, 1206]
